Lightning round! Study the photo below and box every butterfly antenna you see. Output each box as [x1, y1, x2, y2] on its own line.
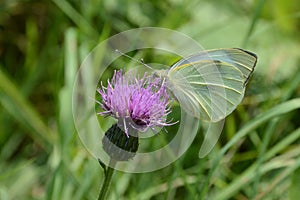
[115, 49, 154, 70]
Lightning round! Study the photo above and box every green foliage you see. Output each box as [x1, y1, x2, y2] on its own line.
[0, 0, 300, 199]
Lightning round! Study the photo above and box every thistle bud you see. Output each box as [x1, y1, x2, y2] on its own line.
[102, 124, 139, 161]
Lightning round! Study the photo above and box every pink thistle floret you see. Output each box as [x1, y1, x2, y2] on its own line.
[97, 70, 173, 137]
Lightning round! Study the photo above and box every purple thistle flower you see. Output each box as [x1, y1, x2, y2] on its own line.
[97, 70, 173, 137]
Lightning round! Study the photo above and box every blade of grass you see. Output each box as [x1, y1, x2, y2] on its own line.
[254, 154, 300, 200]
[288, 167, 300, 200]
[51, 0, 97, 36]
[0, 68, 53, 152]
[58, 28, 78, 156]
[136, 175, 197, 200]
[199, 98, 300, 199]
[46, 162, 63, 200]
[213, 141, 300, 200]
[251, 65, 300, 197]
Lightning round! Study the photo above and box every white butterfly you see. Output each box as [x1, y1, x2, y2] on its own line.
[116, 48, 257, 157]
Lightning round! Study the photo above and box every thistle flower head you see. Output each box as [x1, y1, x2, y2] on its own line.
[97, 70, 173, 137]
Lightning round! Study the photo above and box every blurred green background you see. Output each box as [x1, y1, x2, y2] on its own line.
[1, 0, 300, 199]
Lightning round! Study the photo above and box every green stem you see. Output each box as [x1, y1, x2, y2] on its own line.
[97, 159, 116, 200]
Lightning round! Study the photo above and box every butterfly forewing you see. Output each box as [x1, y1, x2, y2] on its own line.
[167, 48, 257, 121]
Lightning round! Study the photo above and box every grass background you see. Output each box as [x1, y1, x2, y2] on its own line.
[1, 0, 300, 199]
